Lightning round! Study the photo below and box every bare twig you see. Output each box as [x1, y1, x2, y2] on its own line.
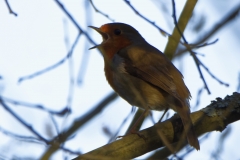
[196, 3, 240, 45]
[18, 33, 81, 83]
[191, 51, 211, 94]
[171, 0, 211, 94]
[175, 4, 240, 57]
[77, 0, 93, 85]
[54, 0, 96, 45]
[210, 126, 231, 160]
[193, 87, 204, 109]
[0, 126, 44, 144]
[0, 103, 80, 155]
[4, 0, 18, 16]
[123, 0, 170, 36]
[178, 133, 210, 159]
[89, 0, 114, 21]
[41, 92, 118, 159]
[49, 114, 60, 134]
[0, 99, 49, 144]
[1, 96, 70, 116]
[164, 0, 198, 59]
[59, 19, 75, 136]
[1, 126, 82, 156]
[198, 59, 229, 87]
[108, 108, 134, 143]
[193, 39, 219, 49]
[170, 0, 227, 94]
[237, 72, 240, 92]
[63, 19, 75, 110]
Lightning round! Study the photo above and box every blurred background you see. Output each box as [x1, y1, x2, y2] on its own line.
[0, 0, 240, 159]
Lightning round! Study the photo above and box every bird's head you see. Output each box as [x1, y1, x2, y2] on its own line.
[89, 23, 144, 59]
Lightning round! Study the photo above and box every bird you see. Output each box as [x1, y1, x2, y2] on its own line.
[89, 23, 200, 150]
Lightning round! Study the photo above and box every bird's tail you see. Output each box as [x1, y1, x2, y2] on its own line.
[177, 106, 200, 150]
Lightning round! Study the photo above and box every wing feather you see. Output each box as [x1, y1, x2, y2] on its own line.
[117, 43, 190, 106]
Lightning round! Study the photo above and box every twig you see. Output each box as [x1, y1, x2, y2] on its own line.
[191, 51, 211, 94]
[193, 87, 204, 109]
[63, 19, 75, 110]
[61, 92, 118, 142]
[175, 39, 219, 57]
[164, 0, 198, 59]
[210, 126, 231, 160]
[41, 92, 118, 159]
[193, 39, 219, 49]
[0, 126, 44, 144]
[0, 126, 81, 156]
[171, 0, 211, 94]
[1, 96, 70, 116]
[50, 114, 60, 134]
[195, 3, 240, 46]
[60, 18, 75, 133]
[54, 0, 96, 45]
[123, 0, 170, 36]
[0, 99, 49, 144]
[77, 0, 92, 85]
[108, 108, 134, 143]
[18, 33, 81, 83]
[237, 72, 240, 92]
[0, 99, 81, 156]
[4, 0, 18, 16]
[198, 59, 229, 87]
[89, 0, 114, 21]
[175, 4, 240, 57]
[178, 133, 210, 159]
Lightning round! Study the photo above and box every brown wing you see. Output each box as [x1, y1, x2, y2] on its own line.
[118, 43, 191, 106]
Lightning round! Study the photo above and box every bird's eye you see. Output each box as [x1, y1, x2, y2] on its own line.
[114, 29, 121, 35]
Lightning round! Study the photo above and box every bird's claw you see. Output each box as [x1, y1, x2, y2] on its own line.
[116, 132, 147, 142]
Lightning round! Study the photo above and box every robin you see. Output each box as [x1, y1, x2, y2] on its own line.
[89, 23, 200, 150]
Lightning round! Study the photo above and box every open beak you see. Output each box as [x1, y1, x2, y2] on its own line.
[88, 26, 108, 50]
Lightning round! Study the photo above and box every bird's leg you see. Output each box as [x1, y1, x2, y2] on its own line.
[117, 109, 148, 140]
[127, 109, 148, 134]
[158, 108, 169, 123]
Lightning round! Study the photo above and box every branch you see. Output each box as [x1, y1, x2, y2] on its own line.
[18, 33, 81, 83]
[40, 92, 118, 159]
[73, 92, 240, 159]
[170, 0, 229, 93]
[123, 0, 170, 36]
[169, 0, 212, 94]
[238, 72, 240, 92]
[54, 0, 96, 45]
[195, 3, 240, 46]
[0, 96, 70, 116]
[164, 0, 197, 59]
[0, 98, 49, 143]
[0, 98, 80, 155]
[197, 59, 229, 87]
[5, 0, 18, 16]
[89, 0, 114, 21]
[0, 126, 44, 144]
[175, 3, 240, 58]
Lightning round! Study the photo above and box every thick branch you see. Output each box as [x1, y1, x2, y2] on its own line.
[73, 92, 240, 160]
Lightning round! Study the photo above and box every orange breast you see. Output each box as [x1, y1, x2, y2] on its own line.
[101, 37, 132, 60]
